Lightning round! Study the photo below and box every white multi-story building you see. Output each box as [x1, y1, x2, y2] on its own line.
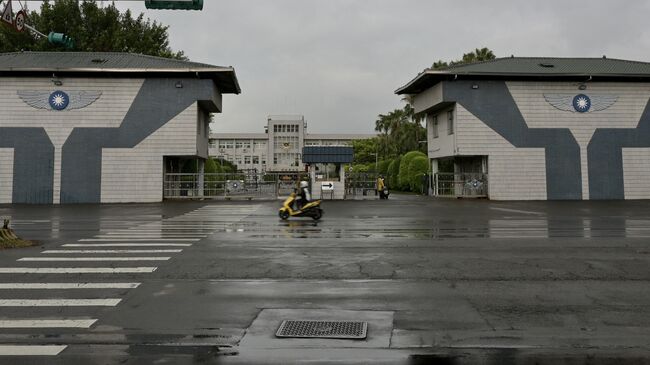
[209, 115, 374, 172]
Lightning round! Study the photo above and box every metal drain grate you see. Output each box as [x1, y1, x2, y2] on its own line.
[276, 320, 368, 339]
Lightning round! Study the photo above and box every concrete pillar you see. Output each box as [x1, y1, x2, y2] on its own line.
[340, 164, 346, 199]
[431, 159, 439, 196]
[198, 159, 205, 198]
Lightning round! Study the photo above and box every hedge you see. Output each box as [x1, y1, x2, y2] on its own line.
[387, 155, 401, 189]
[408, 156, 430, 193]
[398, 151, 427, 190]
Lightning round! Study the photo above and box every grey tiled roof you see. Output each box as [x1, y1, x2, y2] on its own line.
[438, 57, 650, 75]
[397, 57, 650, 94]
[0, 52, 240, 93]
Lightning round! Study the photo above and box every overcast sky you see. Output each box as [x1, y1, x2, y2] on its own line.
[114, 1, 650, 134]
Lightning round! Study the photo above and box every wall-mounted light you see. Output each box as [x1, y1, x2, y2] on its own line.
[175, 81, 183, 88]
[472, 84, 479, 89]
[578, 84, 587, 90]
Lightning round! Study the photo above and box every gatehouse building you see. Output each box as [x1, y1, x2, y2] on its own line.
[397, 57, 650, 200]
[0, 51, 240, 204]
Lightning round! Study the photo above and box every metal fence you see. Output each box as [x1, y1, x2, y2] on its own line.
[435, 173, 488, 198]
[345, 173, 378, 199]
[163, 172, 309, 200]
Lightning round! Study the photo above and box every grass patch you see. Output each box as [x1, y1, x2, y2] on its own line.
[0, 227, 34, 249]
[0, 239, 34, 249]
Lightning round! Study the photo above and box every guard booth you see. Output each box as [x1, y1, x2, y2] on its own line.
[302, 146, 353, 200]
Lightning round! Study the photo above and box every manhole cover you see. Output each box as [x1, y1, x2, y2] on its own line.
[276, 320, 368, 339]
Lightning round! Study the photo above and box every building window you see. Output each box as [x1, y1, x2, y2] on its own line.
[253, 156, 259, 164]
[447, 111, 454, 135]
[224, 141, 234, 149]
[273, 154, 278, 164]
[244, 156, 251, 164]
[432, 115, 439, 138]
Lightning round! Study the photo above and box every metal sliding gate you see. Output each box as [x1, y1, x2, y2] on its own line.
[434, 173, 488, 198]
[163, 172, 309, 200]
[344, 173, 377, 199]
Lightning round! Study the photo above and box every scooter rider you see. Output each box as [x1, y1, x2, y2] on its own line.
[297, 180, 311, 209]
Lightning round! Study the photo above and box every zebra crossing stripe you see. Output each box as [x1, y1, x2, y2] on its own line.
[0, 283, 140, 289]
[79, 237, 201, 242]
[0, 299, 121, 306]
[18, 257, 171, 262]
[43, 250, 182, 254]
[0, 345, 67, 356]
[62, 243, 191, 247]
[0, 319, 97, 328]
[0, 267, 157, 274]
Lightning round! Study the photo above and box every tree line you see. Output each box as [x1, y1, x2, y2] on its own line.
[0, 0, 184, 58]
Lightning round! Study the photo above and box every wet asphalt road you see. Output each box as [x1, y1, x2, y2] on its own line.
[0, 195, 649, 364]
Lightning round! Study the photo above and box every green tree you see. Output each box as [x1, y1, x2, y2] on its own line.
[0, 0, 185, 59]
[204, 158, 218, 174]
[387, 155, 401, 189]
[432, 47, 496, 69]
[372, 104, 425, 159]
[351, 138, 380, 165]
[398, 151, 427, 191]
[377, 160, 392, 175]
[408, 156, 430, 193]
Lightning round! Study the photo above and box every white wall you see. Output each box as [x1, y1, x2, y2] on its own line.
[0, 77, 144, 203]
[455, 104, 547, 200]
[623, 148, 650, 199]
[507, 81, 650, 199]
[100, 103, 198, 203]
[0, 149, 13, 204]
[426, 106, 456, 159]
[413, 82, 444, 114]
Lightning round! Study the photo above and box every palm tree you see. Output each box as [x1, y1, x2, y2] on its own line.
[473, 47, 496, 62]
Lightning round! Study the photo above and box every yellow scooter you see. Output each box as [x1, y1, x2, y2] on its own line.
[279, 191, 323, 220]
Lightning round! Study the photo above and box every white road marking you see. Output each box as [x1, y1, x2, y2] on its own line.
[79, 237, 201, 242]
[489, 207, 545, 215]
[18, 257, 171, 262]
[94, 234, 207, 237]
[0, 299, 121, 306]
[0, 283, 140, 289]
[0, 319, 97, 328]
[63, 243, 191, 247]
[0, 267, 157, 274]
[43, 250, 182, 254]
[0, 345, 67, 356]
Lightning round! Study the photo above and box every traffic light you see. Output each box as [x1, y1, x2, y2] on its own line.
[145, 0, 203, 10]
[48, 32, 74, 49]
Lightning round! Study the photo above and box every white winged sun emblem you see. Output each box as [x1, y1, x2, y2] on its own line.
[17, 91, 102, 111]
[544, 94, 618, 113]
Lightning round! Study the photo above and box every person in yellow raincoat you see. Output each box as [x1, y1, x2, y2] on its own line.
[377, 175, 387, 199]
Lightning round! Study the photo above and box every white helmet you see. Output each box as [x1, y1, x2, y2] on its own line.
[299, 181, 308, 188]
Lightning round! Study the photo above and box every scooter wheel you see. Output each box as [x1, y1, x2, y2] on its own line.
[279, 210, 290, 220]
[312, 209, 322, 220]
